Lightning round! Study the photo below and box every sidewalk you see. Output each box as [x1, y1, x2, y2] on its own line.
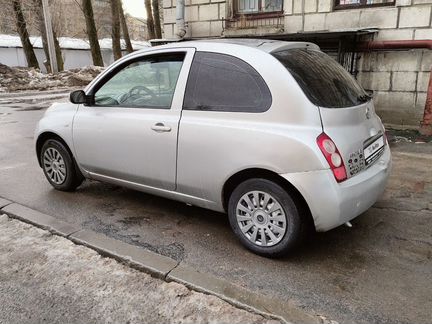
[0, 214, 279, 324]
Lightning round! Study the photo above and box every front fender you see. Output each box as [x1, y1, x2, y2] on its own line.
[35, 102, 79, 164]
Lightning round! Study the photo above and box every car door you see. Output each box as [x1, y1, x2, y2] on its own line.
[72, 48, 195, 190]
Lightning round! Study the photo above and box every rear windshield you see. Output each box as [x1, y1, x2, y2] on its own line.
[272, 49, 368, 108]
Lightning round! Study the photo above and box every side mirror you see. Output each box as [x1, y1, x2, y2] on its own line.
[70, 90, 92, 105]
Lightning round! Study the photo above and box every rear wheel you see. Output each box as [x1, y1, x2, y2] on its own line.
[228, 178, 303, 257]
[40, 139, 84, 191]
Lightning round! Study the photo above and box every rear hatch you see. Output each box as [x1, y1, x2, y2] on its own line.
[273, 48, 386, 179]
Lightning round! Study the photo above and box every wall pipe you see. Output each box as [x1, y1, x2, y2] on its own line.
[357, 40, 432, 135]
[175, 0, 186, 39]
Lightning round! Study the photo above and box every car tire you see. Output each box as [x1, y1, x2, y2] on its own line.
[40, 139, 84, 191]
[228, 178, 304, 258]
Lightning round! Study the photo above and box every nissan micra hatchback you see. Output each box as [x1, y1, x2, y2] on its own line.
[35, 39, 391, 257]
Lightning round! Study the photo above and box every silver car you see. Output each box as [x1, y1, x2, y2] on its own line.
[35, 39, 391, 257]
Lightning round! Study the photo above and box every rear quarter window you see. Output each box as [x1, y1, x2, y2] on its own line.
[272, 49, 368, 108]
[183, 52, 272, 112]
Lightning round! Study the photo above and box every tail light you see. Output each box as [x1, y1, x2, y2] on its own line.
[317, 133, 347, 182]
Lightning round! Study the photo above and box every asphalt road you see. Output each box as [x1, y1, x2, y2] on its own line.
[1, 91, 431, 324]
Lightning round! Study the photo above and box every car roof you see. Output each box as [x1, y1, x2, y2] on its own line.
[142, 38, 320, 54]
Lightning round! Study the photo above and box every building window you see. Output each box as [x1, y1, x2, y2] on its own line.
[335, 0, 395, 9]
[235, 0, 283, 14]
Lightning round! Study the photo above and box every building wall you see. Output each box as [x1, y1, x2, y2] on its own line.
[163, 0, 432, 128]
[0, 47, 123, 73]
[358, 49, 431, 126]
[126, 16, 149, 41]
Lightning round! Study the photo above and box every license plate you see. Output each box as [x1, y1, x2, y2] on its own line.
[364, 135, 384, 165]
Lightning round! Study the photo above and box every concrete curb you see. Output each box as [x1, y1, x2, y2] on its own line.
[0, 199, 320, 324]
[69, 229, 178, 279]
[167, 265, 319, 324]
[3, 203, 80, 237]
[0, 198, 11, 209]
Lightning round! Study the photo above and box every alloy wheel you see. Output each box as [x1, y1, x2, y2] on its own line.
[43, 147, 67, 185]
[236, 191, 287, 247]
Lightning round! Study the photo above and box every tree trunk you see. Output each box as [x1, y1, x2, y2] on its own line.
[82, 0, 104, 66]
[110, 0, 122, 60]
[152, 0, 161, 39]
[118, 0, 133, 53]
[144, 0, 155, 39]
[35, 0, 64, 72]
[53, 29, 64, 71]
[37, 8, 51, 72]
[12, 0, 39, 69]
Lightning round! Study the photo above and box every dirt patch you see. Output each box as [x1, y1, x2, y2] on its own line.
[386, 128, 432, 143]
[0, 63, 104, 92]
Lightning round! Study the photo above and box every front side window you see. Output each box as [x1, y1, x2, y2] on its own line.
[94, 53, 185, 109]
[183, 52, 272, 113]
[273, 49, 368, 108]
[335, 0, 395, 9]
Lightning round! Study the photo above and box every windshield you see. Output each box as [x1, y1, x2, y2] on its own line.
[272, 49, 369, 108]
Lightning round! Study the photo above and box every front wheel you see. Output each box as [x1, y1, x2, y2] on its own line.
[228, 178, 303, 258]
[40, 139, 84, 191]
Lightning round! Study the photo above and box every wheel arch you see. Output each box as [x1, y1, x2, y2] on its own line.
[36, 132, 74, 168]
[222, 168, 315, 230]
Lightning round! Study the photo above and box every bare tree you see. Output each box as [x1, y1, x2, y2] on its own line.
[118, 0, 133, 53]
[82, 0, 104, 66]
[110, 0, 122, 60]
[144, 0, 155, 39]
[52, 32, 63, 71]
[33, 0, 64, 71]
[12, 0, 39, 69]
[152, 0, 161, 39]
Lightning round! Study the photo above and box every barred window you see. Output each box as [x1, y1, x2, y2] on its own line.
[335, 0, 395, 9]
[236, 0, 282, 14]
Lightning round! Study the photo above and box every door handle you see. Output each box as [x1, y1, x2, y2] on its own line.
[151, 122, 171, 132]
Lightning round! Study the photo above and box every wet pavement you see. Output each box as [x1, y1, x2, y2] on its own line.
[0, 91, 431, 324]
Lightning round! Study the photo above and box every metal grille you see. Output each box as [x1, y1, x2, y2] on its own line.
[335, 0, 395, 8]
[223, 15, 283, 29]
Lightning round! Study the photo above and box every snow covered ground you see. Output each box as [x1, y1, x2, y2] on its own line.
[0, 64, 104, 92]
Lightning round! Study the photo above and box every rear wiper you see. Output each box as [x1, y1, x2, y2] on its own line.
[357, 94, 372, 102]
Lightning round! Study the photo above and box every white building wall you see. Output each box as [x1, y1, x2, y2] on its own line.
[0, 47, 124, 73]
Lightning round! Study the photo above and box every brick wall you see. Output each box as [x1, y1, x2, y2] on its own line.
[358, 50, 431, 126]
[163, 0, 225, 38]
[163, 0, 432, 127]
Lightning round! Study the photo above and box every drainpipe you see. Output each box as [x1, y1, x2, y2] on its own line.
[357, 40, 432, 136]
[175, 0, 186, 39]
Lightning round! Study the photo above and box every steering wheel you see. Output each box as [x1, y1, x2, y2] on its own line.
[128, 85, 156, 99]
[118, 85, 156, 104]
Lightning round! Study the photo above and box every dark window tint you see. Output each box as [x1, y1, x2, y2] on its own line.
[183, 52, 272, 112]
[272, 49, 368, 108]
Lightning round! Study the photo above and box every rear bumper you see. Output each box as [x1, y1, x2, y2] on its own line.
[281, 146, 392, 232]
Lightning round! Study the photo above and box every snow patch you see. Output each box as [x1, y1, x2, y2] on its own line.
[0, 34, 151, 50]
